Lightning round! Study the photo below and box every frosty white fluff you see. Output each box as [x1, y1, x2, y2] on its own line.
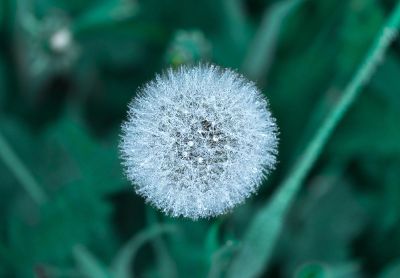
[120, 65, 278, 219]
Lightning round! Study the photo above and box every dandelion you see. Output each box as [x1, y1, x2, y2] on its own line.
[120, 64, 278, 219]
[49, 28, 72, 53]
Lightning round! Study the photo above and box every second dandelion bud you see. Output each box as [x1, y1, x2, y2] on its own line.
[120, 65, 278, 219]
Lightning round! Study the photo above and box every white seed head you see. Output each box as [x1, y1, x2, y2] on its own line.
[120, 64, 278, 219]
[50, 28, 72, 53]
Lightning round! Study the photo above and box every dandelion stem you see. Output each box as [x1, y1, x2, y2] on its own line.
[228, 2, 400, 277]
[273, 0, 400, 228]
[0, 132, 47, 205]
[242, 0, 305, 81]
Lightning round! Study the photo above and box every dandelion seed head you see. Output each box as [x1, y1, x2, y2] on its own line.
[50, 28, 72, 53]
[120, 64, 278, 219]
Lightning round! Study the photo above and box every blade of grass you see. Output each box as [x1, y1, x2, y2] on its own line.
[242, 0, 305, 81]
[0, 132, 47, 205]
[228, 3, 400, 278]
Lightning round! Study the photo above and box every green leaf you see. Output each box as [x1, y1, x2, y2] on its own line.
[163, 218, 212, 278]
[295, 263, 326, 278]
[295, 262, 360, 278]
[212, 0, 251, 68]
[335, 0, 384, 83]
[380, 259, 400, 278]
[279, 178, 366, 275]
[242, 0, 305, 80]
[370, 53, 400, 106]
[0, 131, 47, 205]
[327, 92, 400, 158]
[0, 55, 6, 110]
[208, 240, 239, 278]
[227, 4, 400, 277]
[1, 115, 119, 274]
[111, 225, 177, 278]
[44, 114, 125, 195]
[74, 245, 110, 278]
[73, 0, 139, 34]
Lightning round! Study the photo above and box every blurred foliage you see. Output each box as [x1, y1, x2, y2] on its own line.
[1, 0, 400, 277]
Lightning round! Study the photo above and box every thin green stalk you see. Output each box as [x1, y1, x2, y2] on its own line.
[275, 2, 399, 210]
[0, 132, 47, 204]
[228, 3, 400, 278]
[242, 0, 305, 81]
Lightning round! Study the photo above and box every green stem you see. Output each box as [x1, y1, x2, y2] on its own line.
[0, 132, 47, 205]
[228, 2, 400, 278]
[277, 2, 400, 213]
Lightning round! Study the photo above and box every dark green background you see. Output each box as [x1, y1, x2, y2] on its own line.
[1, 0, 400, 277]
